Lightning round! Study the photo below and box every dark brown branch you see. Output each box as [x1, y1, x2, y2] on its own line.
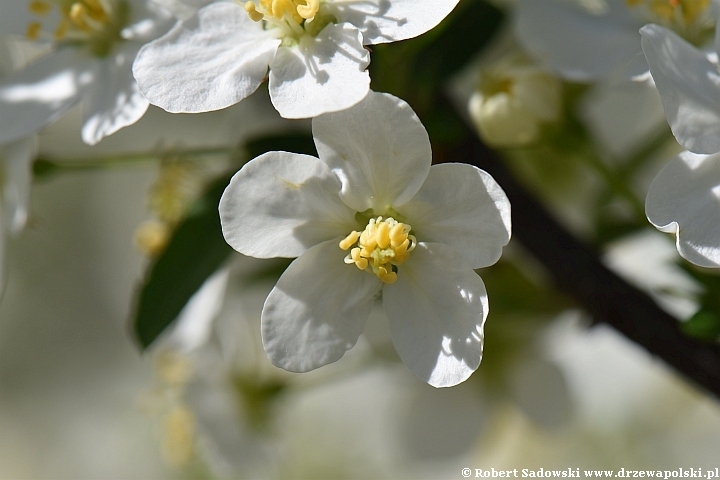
[437, 106, 720, 400]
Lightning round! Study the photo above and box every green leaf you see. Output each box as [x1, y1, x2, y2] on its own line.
[132, 175, 235, 350]
[681, 309, 720, 341]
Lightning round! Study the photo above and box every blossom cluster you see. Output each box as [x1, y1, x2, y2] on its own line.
[0, 0, 519, 388]
[6, 0, 720, 475]
[512, 0, 720, 267]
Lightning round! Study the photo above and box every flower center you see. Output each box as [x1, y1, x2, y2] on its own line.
[339, 216, 417, 284]
[241, 0, 335, 42]
[26, 0, 129, 56]
[626, 0, 710, 26]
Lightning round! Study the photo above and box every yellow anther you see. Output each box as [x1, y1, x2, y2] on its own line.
[70, 3, 88, 26]
[297, 0, 319, 19]
[382, 270, 397, 284]
[351, 248, 368, 270]
[340, 216, 416, 284]
[28, 0, 51, 15]
[135, 220, 170, 257]
[162, 405, 196, 467]
[54, 19, 69, 39]
[26, 21, 43, 39]
[394, 238, 410, 255]
[376, 221, 390, 249]
[245, 0, 322, 28]
[84, 0, 104, 11]
[270, 0, 286, 18]
[244, 1, 264, 21]
[339, 230, 360, 250]
[389, 223, 405, 247]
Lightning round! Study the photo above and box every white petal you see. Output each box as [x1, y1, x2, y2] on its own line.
[646, 151, 720, 267]
[0, 48, 95, 144]
[132, 2, 280, 113]
[398, 163, 511, 269]
[641, 24, 720, 154]
[269, 23, 369, 119]
[383, 242, 488, 388]
[261, 239, 382, 372]
[161, 267, 230, 353]
[313, 91, 431, 212]
[516, 0, 647, 81]
[1, 135, 36, 234]
[152, 0, 213, 21]
[219, 151, 357, 259]
[81, 43, 149, 145]
[326, 0, 459, 45]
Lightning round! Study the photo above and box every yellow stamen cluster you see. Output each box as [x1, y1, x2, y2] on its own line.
[25, 0, 128, 55]
[339, 216, 417, 284]
[162, 405, 196, 467]
[137, 348, 197, 468]
[27, 0, 111, 40]
[243, 0, 320, 23]
[134, 160, 203, 257]
[626, 0, 710, 25]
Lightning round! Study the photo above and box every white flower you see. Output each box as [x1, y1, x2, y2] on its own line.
[132, 0, 459, 119]
[0, 0, 178, 145]
[468, 59, 562, 148]
[218, 91, 512, 387]
[516, 0, 716, 81]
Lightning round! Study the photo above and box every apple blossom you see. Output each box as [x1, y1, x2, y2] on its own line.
[0, 0, 179, 145]
[218, 91, 512, 387]
[516, 0, 716, 81]
[132, 0, 460, 118]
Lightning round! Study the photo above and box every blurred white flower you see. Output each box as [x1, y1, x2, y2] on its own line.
[143, 259, 292, 478]
[132, 0, 459, 119]
[468, 59, 562, 147]
[639, 24, 720, 266]
[219, 91, 512, 387]
[0, 40, 35, 296]
[516, 0, 716, 81]
[0, 0, 180, 145]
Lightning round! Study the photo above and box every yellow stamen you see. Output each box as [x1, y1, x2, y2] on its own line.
[244, 1, 264, 22]
[54, 19, 69, 39]
[339, 230, 360, 250]
[26, 21, 43, 39]
[162, 406, 196, 467]
[297, 0, 319, 19]
[28, 0, 51, 14]
[70, 3, 89, 28]
[340, 216, 416, 284]
[242, 0, 323, 32]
